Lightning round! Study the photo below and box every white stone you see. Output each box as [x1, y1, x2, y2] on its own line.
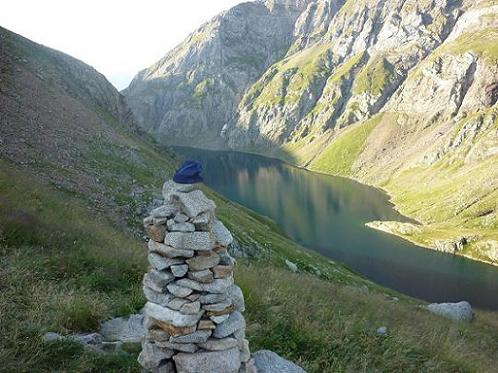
[151, 204, 176, 219]
[149, 239, 194, 258]
[167, 219, 195, 232]
[144, 302, 204, 327]
[285, 259, 298, 272]
[174, 213, 190, 223]
[162, 180, 195, 201]
[210, 314, 230, 324]
[100, 314, 145, 343]
[426, 301, 473, 322]
[173, 347, 241, 373]
[164, 232, 215, 251]
[228, 285, 245, 312]
[212, 219, 233, 246]
[171, 189, 216, 218]
[246, 350, 305, 373]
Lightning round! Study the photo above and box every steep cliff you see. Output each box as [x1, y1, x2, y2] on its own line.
[124, 0, 498, 264]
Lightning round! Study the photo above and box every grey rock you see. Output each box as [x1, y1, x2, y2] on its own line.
[426, 301, 473, 322]
[180, 301, 201, 315]
[228, 285, 245, 312]
[285, 259, 298, 272]
[167, 219, 195, 232]
[213, 311, 246, 339]
[164, 232, 215, 251]
[149, 239, 194, 258]
[171, 264, 189, 277]
[151, 204, 176, 219]
[138, 340, 174, 370]
[198, 337, 238, 351]
[210, 314, 230, 324]
[147, 329, 170, 343]
[100, 314, 145, 343]
[170, 330, 212, 344]
[188, 269, 214, 283]
[143, 285, 174, 306]
[203, 301, 232, 312]
[212, 219, 234, 246]
[174, 213, 190, 223]
[171, 189, 216, 218]
[176, 278, 204, 291]
[199, 292, 228, 305]
[149, 253, 184, 271]
[376, 326, 388, 336]
[165, 297, 189, 311]
[43, 332, 62, 342]
[173, 347, 241, 373]
[203, 277, 234, 294]
[144, 302, 204, 327]
[153, 360, 175, 373]
[219, 250, 235, 266]
[240, 339, 251, 363]
[192, 211, 212, 231]
[162, 180, 195, 201]
[144, 270, 174, 292]
[157, 341, 198, 353]
[247, 350, 306, 373]
[186, 251, 220, 271]
[166, 284, 194, 298]
[69, 332, 104, 346]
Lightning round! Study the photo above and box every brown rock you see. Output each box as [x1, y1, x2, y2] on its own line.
[198, 319, 216, 331]
[153, 319, 197, 337]
[145, 224, 167, 243]
[212, 265, 234, 278]
[186, 251, 220, 271]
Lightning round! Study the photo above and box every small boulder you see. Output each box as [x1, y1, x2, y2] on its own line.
[285, 259, 298, 272]
[246, 350, 306, 373]
[426, 301, 473, 322]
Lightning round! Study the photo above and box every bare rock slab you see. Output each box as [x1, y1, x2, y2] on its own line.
[99, 314, 145, 343]
[173, 347, 241, 373]
[246, 350, 306, 373]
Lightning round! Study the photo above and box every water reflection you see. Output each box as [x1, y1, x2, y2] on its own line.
[176, 147, 498, 310]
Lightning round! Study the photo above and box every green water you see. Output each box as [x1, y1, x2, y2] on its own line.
[176, 147, 498, 310]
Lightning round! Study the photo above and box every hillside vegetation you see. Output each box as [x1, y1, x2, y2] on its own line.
[1, 25, 498, 372]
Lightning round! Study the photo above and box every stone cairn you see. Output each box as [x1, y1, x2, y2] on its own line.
[139, 180, 250, 373]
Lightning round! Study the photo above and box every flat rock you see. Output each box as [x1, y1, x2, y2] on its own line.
[198, 337, 238, 351]
[170, 330, 211, 344]
[199, 292, 228, 305]
[426, 301, 473, 322]
[171, 189, 216, 218]
[165, 232, 215, 251]
[198, 320, 216, 331]
[212, 219, 233, 246]
[186, 251, 220, 271]
[173, 347, 241, 373]
[203, 301, 232, 312]
[144, 302, 204, 327]
[151, 204, 177, 219]
[157, 341, 198, 353]
[167, 220, 195, 232]
[165, 298, 189, 311]
[99, 314, 145, 343]
[138, 341, 174, 370]
[180, 301, 201, 315]
[176, 278, 204, 291]
[149, 253, 184, 271]
[162, 180, 195, 201]
[188, 269, 214, 283]
[171, 264, 189, 277]
[167, 284, 194, 298]
[210, 314, 230, 324]
[247, 350, 306, 373]
[203, 277, 234, 294]
[174, 213, 190, 223]
[149, 239, 194, 258]
[144, 286, 174, 306]
[213, 311, 245, 339]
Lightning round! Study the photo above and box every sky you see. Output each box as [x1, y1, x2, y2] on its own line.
[0, 0, 244, 90]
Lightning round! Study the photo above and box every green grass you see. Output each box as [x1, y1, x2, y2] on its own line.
[309, 114, 383, 176]
[352, 56, 394, 96]
[443, 28, 498, 63]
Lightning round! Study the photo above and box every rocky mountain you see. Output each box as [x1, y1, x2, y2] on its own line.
[124, 0, 498, 265]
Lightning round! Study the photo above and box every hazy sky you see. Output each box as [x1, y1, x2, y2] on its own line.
[1, 0, 244, 90]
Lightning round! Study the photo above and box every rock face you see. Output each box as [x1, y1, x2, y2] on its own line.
[139, 180, 250, 372]
[123, 0, 498, 265]
[426, 301, 473, 322]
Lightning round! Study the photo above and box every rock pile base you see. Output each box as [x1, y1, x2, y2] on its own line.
[139, 180, 250, 372]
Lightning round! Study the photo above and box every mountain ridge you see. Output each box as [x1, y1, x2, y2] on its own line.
[124, 0, 498, 265]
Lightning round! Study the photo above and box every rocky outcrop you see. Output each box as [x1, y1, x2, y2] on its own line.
[139, 181, 250, 372]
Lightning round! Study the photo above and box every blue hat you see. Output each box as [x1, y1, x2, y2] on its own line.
[173, 160, 203, 184]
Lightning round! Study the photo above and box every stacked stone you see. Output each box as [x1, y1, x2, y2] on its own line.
[139, 180, 250, 373]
